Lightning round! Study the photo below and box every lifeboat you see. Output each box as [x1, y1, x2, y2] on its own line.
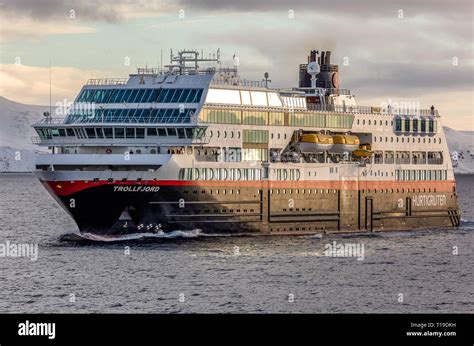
[298, 133, 334, 153]
[329, 135, 360, 153]
[352, 143, 374, 157]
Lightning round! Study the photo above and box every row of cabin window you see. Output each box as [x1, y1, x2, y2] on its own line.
[178, 168, 300, 181]
[65, 108, 196, 124]
[357, 119, 393, 126]
[200, 109, 285, 126]
[395, 118, 436, 133]
[205, 129, 287, 142]
[355, 118, 437, 133]
[395, 169, 447, 181]
[373, 136, 442, 144]
[289, 113, 353, 128]
[76, 88, 203, 104]
[200, 108, 353, 128]
[183, 187, 443, 195]
[372, 151, 443, 165]
[179, 168, 262, 181]
[273, 169, 300, 181]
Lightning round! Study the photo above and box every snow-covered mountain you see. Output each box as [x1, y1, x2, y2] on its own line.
[0, 96, 50, 172]
[0, 96, 473, 173]
[443, 127, 474, 174]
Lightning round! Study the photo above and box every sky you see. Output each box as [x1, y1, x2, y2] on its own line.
[0, 0, 472, 130]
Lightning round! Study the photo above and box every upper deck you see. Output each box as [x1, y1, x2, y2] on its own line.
[32, 48, 442, 148]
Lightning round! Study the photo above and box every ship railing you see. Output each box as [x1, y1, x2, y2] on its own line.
[211, 79, 267, 88]
[31, 136, 43, 144]
[86, 78, 128, 86]
[135, 66, 232, 76]
[326, 88, 351, 95]
[33, 118, 66, 126]
[306, 104, 439, 117]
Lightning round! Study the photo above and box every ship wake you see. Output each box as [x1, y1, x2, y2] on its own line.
[59, 229, 223, 243]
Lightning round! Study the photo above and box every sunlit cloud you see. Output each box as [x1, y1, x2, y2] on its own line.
[0, 64, 98, 105]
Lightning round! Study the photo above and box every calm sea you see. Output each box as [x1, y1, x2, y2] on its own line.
[0, 173, 472, 313]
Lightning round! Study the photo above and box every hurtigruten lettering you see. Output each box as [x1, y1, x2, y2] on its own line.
[412, 195, 446, 207]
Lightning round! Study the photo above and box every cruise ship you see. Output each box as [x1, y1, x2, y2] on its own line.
[32, 49, 461, 235]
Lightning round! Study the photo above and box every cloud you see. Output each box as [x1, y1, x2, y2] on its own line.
[0, 15, 96, 42]
[0, 64, 97, 106]
[177, 0, 473, 19]
[0, 0, 173, 42]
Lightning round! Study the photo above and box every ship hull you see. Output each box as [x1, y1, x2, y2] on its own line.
[40, 178, 461, 235]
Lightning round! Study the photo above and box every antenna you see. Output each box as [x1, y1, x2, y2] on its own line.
[49, 61, 52, 118]
[160, 49, 163, 71]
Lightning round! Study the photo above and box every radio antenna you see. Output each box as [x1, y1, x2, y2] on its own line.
[49, 61, 52, 118]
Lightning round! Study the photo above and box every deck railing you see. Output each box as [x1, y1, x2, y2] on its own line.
[307, 104, 439, 117]
[85, 78, 128, 86]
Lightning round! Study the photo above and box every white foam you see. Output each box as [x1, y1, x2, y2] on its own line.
[78, 229, 203, 242]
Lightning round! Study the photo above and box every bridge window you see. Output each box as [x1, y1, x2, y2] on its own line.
[147, 128, 158, 136]
[115, 128, 124, 138]
[126, 128, 135, 138]
[136, 128, 145, 138]
[85, 128, 96, 138]
[75, 88, 203, 104]
[95, 128, 104, 138]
